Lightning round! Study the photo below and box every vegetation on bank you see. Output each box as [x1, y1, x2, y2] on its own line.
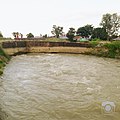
[87, 41, 120, 58]
[44, 37, 69, 42]
[103, 41, 120, 58]
[0, 46, 10, 75]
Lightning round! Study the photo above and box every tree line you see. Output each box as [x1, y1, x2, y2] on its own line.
[51, 13, 120, 41]
[0, 13, 120, 41]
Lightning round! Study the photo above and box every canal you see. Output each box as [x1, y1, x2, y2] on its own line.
[0, 54, 120, 120]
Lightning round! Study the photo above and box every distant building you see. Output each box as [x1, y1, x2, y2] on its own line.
[73, 36, 82, 41]
[73, 36, 89, 42]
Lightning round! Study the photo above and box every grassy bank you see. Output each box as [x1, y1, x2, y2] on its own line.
[0, 46, 10, 75]
[86, 41, 120, 59]
[44, 37, 69, 42]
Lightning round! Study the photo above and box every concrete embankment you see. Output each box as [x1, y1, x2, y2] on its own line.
[2, 41, 92, 55]
[1, 40, 120, 59]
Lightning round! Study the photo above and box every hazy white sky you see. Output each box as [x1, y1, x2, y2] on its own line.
[0, 0, 120, 37]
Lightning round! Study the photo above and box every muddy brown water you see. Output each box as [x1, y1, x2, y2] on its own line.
[0, 54, 120, 120]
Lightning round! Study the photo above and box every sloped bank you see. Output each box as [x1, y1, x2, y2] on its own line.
[2, 41, 91, 55]
[0, 46, 10, 75]
[85, 41, 120, 59]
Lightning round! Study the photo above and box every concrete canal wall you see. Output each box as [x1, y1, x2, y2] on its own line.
[2, 41, 92, 55]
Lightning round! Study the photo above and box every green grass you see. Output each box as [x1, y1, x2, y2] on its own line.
[89, 41, 100, 47]
[44, 38, 69, 42]
[0, 46, 10, 60]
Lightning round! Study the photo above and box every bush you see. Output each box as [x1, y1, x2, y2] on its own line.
[0, 46, 10, 60]
[103, 41, 120, 58]
[89, 41, 99, 47]
[0, 70, 3, 75]
[0, 46, 10, 75]
[91, 38, 101, 41]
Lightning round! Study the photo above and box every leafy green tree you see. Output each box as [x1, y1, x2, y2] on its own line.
[91, 27, 108, 40]
[66, 28, 76, 41]
[0, 32, 3, 37]
[26, 33, 34, 38]
[100, 13, 120, 40]
[76, 24, 94, 38]
[51, 25, 63, 38]
[43, 34, 47, 38]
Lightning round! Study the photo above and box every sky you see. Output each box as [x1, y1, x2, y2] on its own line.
[0, 0, 120, 38]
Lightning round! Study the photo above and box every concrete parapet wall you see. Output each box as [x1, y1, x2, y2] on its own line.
[2, 41, 91, 48]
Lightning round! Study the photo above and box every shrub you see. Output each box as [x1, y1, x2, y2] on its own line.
[0, 46, 10, 60]
[89, 41, 99, 47]
[91, 38, 101, 41]
[103, 41, 120, 58]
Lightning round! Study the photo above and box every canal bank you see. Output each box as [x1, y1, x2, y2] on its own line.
[87, 41, 120, 59]
[1, 41, 91, 55]
[0, 46, 10, 75]
[1, 41, 120, 59]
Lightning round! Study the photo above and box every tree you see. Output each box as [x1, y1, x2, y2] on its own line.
[20, 33, 23, 39]
[76, 24, 94, 38]
[12, 32, 16, 39]
[43, 34, 47, 38]
[26, 33, 34, 38]
[16, 32, 19, 39]
[100, 13, 120, 40]
[0, 31, 3, 37]
[51, 25, 63, 38]
[66, 28, 76, 41]
[91, 27, 108, 40]
[12, 32, 20, 39]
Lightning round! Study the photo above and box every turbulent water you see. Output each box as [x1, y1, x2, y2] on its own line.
[0, 54, 120, 120]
